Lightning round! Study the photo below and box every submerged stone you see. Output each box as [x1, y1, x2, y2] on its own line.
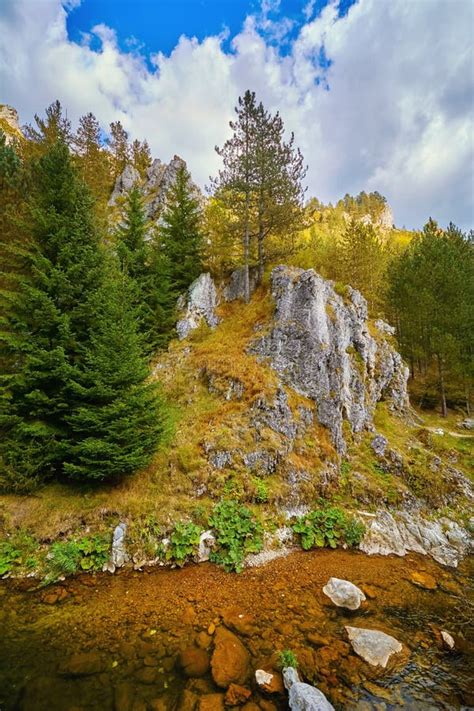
[210, 626, 250, 689]
[282, 667, 335, 710]
[345, 626, 403, 668]
[322, 577, 366, 610]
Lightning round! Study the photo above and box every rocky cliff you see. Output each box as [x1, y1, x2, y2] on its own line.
[252, 266, 409, 453]
[0, 104, 22, 144]
[109, 154, 201, 220]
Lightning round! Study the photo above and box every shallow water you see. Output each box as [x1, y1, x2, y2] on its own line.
[1, 549, 473, 710]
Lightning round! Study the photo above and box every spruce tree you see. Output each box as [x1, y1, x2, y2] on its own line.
[22, 100, 72, 160]
[73, 112, 112, 218]
[116, 186, 176, 352]
[63, 264, 163, 481]
[108, 120, 130, 178]
[160, 165, 203, 295]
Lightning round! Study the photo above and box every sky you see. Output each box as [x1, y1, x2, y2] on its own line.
[0, 0, 473, 230]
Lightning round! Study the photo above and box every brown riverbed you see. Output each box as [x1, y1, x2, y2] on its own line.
[1, 548, 473, 710]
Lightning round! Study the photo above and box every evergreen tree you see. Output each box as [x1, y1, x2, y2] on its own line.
[117, 187, 175, 351]
[73, 112, 112, 215]
[131, 138, 152, 178]
[0, 141, 163, 488]
[63, 265, 163, 481]
[160, 165, 203, 295]
[22, 100, 72, 160]
[108, 120, 130, 178]
[339, 219, 386, 313]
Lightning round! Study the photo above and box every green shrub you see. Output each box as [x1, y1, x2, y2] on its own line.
[292, 506, 365, 550]
[47, 534, 109, 579]
[209, 499, 263, 572]
[279, 649, 298, 669]
[0, 541, 21, 576]
[252, 477, 269, 503]
[166, 521, 201, 566]
[0, 532, 40, 576]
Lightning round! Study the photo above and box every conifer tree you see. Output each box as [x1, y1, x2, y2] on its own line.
[108, 120, 130, 178]
[132, 138, 152, 178]
[117, 187, 175, 351]
[0, 141, 163, 487]
[22, 100, 72, 160]
[63, 264, 163, 481]
[340, 219, 386, 313]
[73, 112, 112, 214]
[160, 165, 203, 295]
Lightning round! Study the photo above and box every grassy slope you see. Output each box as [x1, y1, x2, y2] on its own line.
[0, 282, 472, 570]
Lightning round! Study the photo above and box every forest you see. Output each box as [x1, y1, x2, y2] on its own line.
[0, 92, 472, 496]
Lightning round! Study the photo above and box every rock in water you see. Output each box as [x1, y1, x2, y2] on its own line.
[252, 266, 409, 453]
[210, 626, 250, 689]
[177, 273, 219, 340]
[282, 667, 335, 710]
[345, 626, 403, 668]
[322, 577, 366, 610]
[441, 630, 455, 650]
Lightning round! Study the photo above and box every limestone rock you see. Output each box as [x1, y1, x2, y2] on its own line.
[0, 104, 21, 144]
[460, 418, 474, 430]
[211, 626, 250, 689]
[109, 164, 141, 205]
[255, 668, 284, 694]
[359, 510, 472, 567]
[197, 530, 216, 563]
[371, 434, 388, 458]
[177, 273, 219, 340]
[223, 266, 258, 302]
[282, 667, 335, 710]
[252, 266, 409, 453]
[441, 630, 455, 650]
[110, 522, 129, 569]
[322, 577, 366, 610]
[345, 626, 403, 668]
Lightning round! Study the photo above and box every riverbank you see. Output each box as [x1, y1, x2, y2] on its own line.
[1, 548, 473, 710]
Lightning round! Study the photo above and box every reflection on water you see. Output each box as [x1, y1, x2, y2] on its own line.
[1, 548, 472, 710]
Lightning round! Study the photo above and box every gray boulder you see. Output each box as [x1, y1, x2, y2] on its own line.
[322, 577, 366, 610]
[252, 266, 409, 453]
[104, 522, 129, 572]
[176, 273, 219, 340]
[359, 510, 472, 567]
[371, 434, 388, 458]
[197, 530, 215, 562]
[283, 667, 335, 710]
[345, 626, 403, 668]
[223, 266, 258, 302]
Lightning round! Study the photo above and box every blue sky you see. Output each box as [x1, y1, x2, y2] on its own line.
[0, 0, 472, 229]
[66, 0, 356, 58]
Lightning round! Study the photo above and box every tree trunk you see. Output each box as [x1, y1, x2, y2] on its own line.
[257, 194, 264, 285]
[243, 191, 250, 303]
[437, 354, 447, 417]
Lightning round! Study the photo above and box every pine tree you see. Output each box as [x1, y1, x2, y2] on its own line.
[63, 264, 163, 481]
[116, 187, 176, 351]
[340, 219, 386, 312]
[160, 165, 203, 295]
[0, 140, 164, 488]
[73, 112, 112, 215]
[22, 100, 72, 160]
[131, 138, 152, 178]
[108, 120, 130, 178]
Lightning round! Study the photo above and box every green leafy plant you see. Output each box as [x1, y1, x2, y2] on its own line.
[292, 506, 365, 550]
[0, 541, 21, 576]
[0, 532, 40, 576]
[209, 499, 263, 573]
[77, 535, 109, 571]
[252, 477, 269, 503]
[166, 521, 201, 566]
[47, 534, 109, 579]
[279, 649, 298, 669]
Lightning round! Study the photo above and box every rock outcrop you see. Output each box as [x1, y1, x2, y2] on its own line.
[223, 266, 259, 302]
[359, 510, 472, 567]
[177, 273, 219, 340]
[252, 266, 409, 453]
[109, 154, 201, 219]
[0, 104, 22, 144]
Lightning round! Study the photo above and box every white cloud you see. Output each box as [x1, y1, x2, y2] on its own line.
[0, 0, 472, 229]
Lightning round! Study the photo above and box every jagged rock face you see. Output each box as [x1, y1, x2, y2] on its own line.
[252, 266, 409, 453]
[223, 266, 259, 302]
[109, 154, 201, 220]
[109, 164, 141, 206]
[177, 273, 219, 340]
[0, 104, 21, 145]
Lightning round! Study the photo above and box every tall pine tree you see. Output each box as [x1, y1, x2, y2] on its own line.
[160, 165, 203, 295]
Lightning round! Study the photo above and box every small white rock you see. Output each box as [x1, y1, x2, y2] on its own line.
[255, 669, 274, 686]
[346, 626, 403, 668]
[441, 630, 455, 650]
[323, 577, 366, 610]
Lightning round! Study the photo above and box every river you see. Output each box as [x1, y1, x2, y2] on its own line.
[1, 549, 473, 710]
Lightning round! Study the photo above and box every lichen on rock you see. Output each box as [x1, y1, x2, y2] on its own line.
[177, 273, 220, 340]
[252, 266, 409, 453]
